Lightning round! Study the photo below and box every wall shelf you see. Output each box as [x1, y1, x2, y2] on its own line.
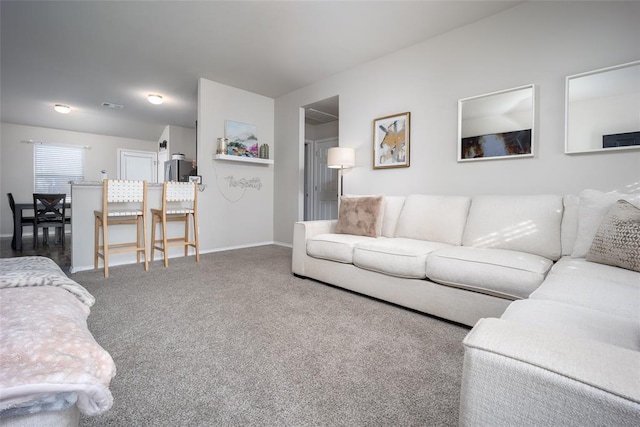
[213, 154, 273, 165]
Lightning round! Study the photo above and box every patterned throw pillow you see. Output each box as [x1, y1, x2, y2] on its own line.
[335, 196, 383, 237]
[586, 200, 640, 272]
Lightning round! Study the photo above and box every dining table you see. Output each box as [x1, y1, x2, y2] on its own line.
[12, 201, 71, 251]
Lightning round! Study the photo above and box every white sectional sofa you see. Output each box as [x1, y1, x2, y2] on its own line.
[292, 189, 640, 425]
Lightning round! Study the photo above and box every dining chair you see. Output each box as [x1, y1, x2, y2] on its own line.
[94, 180, 149, 278]
[150, 181, 200, 268]
[7, 193, 34, 250]
[32, 193, 67, 248]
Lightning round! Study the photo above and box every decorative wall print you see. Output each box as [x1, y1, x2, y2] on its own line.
[225, 120, 258, 157]
[458, 84, 535, 162]
[373, 112, 410, 169]
[460, 129, 532, 160]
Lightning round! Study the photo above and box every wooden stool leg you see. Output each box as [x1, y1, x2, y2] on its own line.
[142, 213, 149, 272]
[151, 213, 157, 263]
[103, 218, 109, 278]
[193, 211, 200, 263]
[183, 215, 189, 257]
[136, 216, 141, 265]
[162, 215, 169, 268]
[94, 216, 99, 271]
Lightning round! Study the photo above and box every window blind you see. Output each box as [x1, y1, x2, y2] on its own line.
[34, 144, 85, 201]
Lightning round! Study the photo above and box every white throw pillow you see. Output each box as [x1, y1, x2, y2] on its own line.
[571, 189, 640, 258]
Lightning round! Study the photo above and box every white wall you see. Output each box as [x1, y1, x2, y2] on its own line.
[159, 125, 197, 160]
[0, 122, 156, 235]
[197, 78, 274, 250]
[305, 121, 339, 141]
[274, 1, 640, 244]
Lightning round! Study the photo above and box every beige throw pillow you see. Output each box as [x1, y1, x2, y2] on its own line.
[571, 189, 640, 258]
[335, 196, 383, 238]
[586, 200, 640, 272]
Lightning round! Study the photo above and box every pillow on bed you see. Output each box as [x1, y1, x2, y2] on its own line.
[586, 200, 640, 272]
[335, 195, 384, 237]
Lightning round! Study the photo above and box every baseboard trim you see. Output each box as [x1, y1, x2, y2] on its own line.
[71, 241, 289, 274]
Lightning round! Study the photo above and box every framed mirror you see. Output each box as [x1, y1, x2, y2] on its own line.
[565, 60, 640, 154]
[458, 84, 535, 162]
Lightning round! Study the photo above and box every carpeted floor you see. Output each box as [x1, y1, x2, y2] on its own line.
[74, 245, 469, 426]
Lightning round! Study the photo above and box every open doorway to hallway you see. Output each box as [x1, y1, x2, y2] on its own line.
[303, 96, 339, 221]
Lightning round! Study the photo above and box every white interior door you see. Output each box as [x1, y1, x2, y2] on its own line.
[304, 141, 313, 220]
[118, 149, 157, 183]
[313, 138, 339, 220]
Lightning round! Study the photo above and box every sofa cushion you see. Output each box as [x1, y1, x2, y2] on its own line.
[381, 196, 406, 237]
[561, 194, 579, 256]
[586, 200, 640, 272]
[462, 195, 563, 260]
[353, 238, 451, 279]
[549, 256, 640, 287]
[571, 189, 640, 258]
[426, 247, 552, 300]
[336, 195, 384, 237]
[530, 273, 640, 320]
[307, 233, 376, 264]
[394, 195, 471, 245]
[501, 299, 640, 351]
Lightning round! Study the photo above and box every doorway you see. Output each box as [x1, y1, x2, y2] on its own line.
[303, 96, 339, 221]
[117, 149, 158, 183]
[305, 137, 339, 220]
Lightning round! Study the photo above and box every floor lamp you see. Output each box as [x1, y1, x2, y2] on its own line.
[327, 147, 355, 198]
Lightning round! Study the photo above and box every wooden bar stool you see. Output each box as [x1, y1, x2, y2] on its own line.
[94, 180, 149, 278]
[151, 181, 200, 267]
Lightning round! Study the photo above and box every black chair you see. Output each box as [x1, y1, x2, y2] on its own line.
[8, 193, 34, 250]
[33, 193, 67, 248]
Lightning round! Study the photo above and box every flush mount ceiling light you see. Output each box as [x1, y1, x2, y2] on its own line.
[147, 94, 163, 105]
[54, 104, 71, 114]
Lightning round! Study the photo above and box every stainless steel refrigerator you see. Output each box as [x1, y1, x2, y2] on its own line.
[164, 159, 193, 182]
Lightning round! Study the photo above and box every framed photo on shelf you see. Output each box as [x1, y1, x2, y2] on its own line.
[373, 112, 410, 169]
[225, 120, 259, 157]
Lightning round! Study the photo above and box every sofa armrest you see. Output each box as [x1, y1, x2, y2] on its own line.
[292, 220, 337, 276]
[460, 318, 640, 426]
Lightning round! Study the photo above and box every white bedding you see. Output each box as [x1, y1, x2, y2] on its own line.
[0, 257, 116, 417]
[0, 257, 94, 307]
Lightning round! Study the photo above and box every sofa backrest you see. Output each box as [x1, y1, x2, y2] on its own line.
[381, 196, 406, 237]
[561, 194, 579, 256]
[394, 195, 472, 245]
[462, 195, 563, 260]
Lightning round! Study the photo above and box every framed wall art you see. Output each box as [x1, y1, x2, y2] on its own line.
[225, 120, 259, 157]
[458, 84, 535, 162]
[373, 112, 410, 169]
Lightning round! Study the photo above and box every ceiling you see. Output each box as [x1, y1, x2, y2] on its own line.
[0, 1, 522, 141]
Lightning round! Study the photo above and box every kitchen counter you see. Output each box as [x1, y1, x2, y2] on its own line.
[70, 182, 194, 273]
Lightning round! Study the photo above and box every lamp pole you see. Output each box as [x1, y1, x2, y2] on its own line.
[327, 147, 356, 200]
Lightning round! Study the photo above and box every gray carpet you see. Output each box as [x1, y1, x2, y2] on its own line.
[74, 245, 469, 426]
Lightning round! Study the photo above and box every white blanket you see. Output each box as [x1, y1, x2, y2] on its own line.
[0, 257, 116, 416]
[0, 256, 94, 307]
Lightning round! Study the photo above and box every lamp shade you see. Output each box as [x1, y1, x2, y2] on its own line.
[327, 147, 355, 169]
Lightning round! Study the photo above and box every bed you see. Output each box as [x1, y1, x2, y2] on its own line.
[0, 257, 116, 427]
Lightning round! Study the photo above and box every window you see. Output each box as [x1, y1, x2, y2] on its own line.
[34, 144, 85, 201]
